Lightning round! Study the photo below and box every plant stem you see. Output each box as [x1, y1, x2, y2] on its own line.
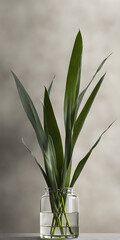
[61, 196, 73, 234]
[50, 213, 65, 238]
[50, 190, 74, 237]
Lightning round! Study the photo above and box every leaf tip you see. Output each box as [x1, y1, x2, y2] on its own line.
[11, 70, 15, 78]
[108, 52, 113, 58]
[77, 29, 83, 43]
[103, 72, 107, 77]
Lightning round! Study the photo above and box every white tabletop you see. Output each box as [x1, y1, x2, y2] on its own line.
[0, 233, 120, 240]
[78, 234, 120, 240]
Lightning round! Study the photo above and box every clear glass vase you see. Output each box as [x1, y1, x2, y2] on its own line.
[40, 187, 79, 239]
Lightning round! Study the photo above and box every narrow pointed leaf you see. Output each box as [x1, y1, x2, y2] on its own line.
[93, 53, 112, 79]
[65, 98, 72, 166]
[71, 88, 86, 125]
[70, 121, 115, 187]
[12, 71, 47, 152]
[44, 135, 58, 189]
[48, 135, 59, 186]
[40, 76, 55, 108]
[43, 76, 55, 133]
[44, 88, 64, 180]
[65, 161, 72, 187]
[72, 54, 112, 122]
[86, 54, 112, 92]
[72, 73, 106, 149]
[64, 30, 83, 126]
[22, 138, 49, 186]
[48, 75, 55, 95]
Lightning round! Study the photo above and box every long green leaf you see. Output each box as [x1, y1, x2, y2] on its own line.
[72, 54, 112, 120]
[64, 30, 83, 169]
[70, 121, 115, 187]
[12, 71, 47, 152]
[65, 97, 72, 166]
[64, 30, 83, 126]
[65, 161, 72, 187]
[22, 138, 49, 186]
[44, 135, 58, 189]
[92, 53, 112, 79]
[72, 73, 106, 149]
[44, 88, 64, 182]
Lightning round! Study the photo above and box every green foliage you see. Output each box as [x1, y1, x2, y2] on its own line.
[72, 73, 106, 149]
[44, 88, 64, 186]
[12, 30, 113, 190]
[70, 121, 115, 187]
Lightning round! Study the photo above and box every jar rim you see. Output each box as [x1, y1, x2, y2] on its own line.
[44, 187, 74, 194]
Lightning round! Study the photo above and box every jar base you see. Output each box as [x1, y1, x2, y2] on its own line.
[40, 226, 79, 239]
[40, 234, 79, 239]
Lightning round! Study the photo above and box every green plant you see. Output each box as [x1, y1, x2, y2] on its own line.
[12, 30, 114, 237]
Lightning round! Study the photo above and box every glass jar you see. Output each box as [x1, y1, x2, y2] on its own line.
[40, 188, 79, 239]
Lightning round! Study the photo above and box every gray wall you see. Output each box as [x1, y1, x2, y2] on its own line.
[0, 0, 120, 233]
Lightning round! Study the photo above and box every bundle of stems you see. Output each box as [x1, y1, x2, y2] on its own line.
[12, 30, 114, 237]
[49, 189, 73, 237]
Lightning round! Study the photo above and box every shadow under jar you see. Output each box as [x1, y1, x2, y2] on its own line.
[40, 188, 79, 239]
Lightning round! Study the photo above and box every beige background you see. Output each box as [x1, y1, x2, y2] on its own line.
[0, 0, 120, 233]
